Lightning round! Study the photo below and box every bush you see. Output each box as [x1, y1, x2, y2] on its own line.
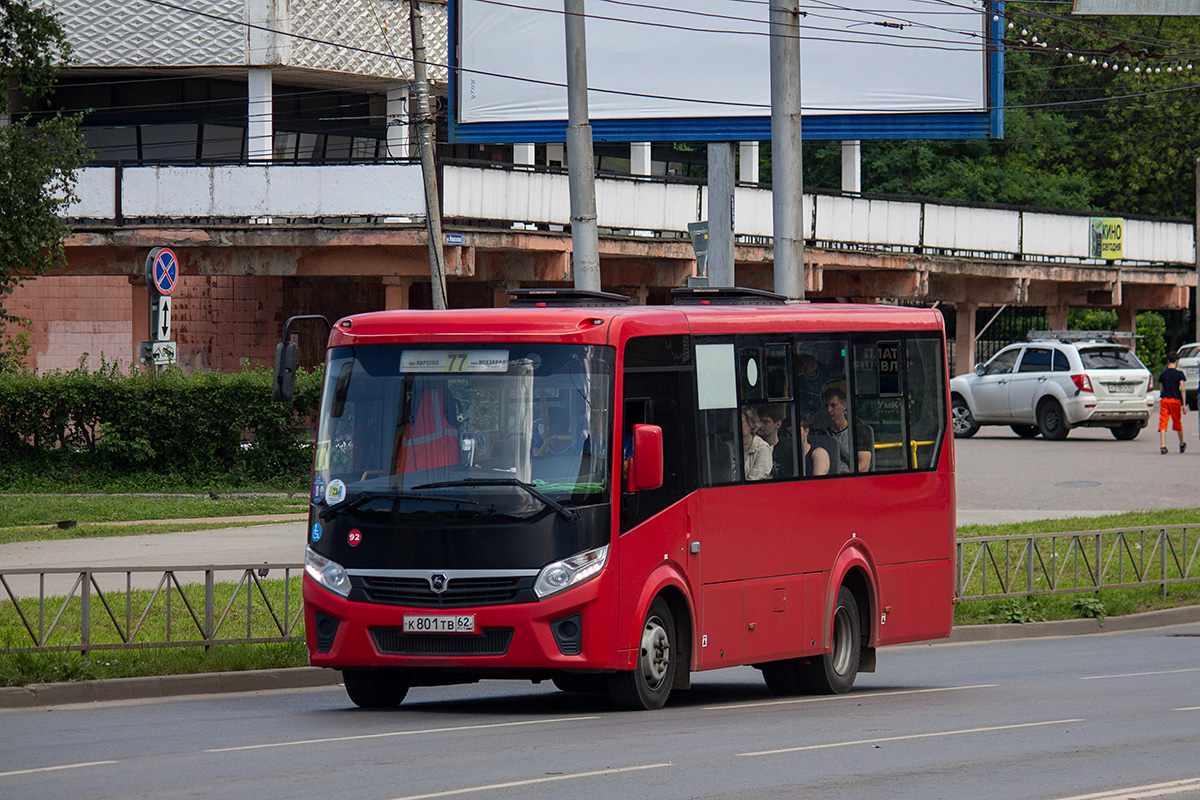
[0, 362, 322, 490]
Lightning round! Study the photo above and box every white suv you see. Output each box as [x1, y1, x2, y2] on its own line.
[950, 332, 1152, 441]
[1177, 342, 1200, 410]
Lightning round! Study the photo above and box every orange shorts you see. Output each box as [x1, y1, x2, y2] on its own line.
[1159, 398, 1183, 431]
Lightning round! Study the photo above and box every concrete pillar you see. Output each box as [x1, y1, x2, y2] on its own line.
[739, 142, 760, 184]
[248, 68, 273, 162]
[514, 143, 535, 166]
[955, 302, 978, 376]
[1117, 304, 1137, 334]
[386, 85, 410, 159]
[130, 277, 151, 367]
[707, 142, 736, 287]
[383, 276, 414, 310]
[546, 143, 565, 167]
[1047, 305, 1069, 331]
[631, 142, 651, 176]
[492, 282, 518, 308]
[841, 141, 861, 194]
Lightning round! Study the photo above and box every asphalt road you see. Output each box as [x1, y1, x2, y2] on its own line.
[2, 620, 1198, 800]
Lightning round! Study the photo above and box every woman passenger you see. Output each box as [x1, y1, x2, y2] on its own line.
[741, 407, 773, 481]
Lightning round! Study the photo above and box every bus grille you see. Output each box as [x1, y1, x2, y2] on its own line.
[357, 576, 526, 607]
[370, 627, 514, 656]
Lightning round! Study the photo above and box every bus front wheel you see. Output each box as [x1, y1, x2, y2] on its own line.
[608, 598, 675, 710]
[801, 586, 862, 695]
[343, 668, 410, 708]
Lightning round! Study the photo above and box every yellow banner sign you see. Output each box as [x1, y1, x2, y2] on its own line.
[1090, 217, 1124, 260]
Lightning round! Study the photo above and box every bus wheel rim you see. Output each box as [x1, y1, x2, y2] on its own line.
[640, 616, 670, 688]
[831, 606, 854, 676]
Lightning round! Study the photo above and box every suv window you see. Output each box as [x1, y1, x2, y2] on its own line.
[1179, 345, 1199, 359]
[1052, 350, 1070, 371]
[1079, 347, 1143, 370]
[983, 349, 1020, 375]
[1018, 347, 1053, 372]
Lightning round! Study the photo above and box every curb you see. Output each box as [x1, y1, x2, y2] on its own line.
[2, 607, 1198, 710]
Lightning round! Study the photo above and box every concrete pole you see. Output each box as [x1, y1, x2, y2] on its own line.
[841, 140, 861, 193]
[409, 0, 448, 309]
[247, 68, 273, 162]
[563, 0, 601, 291]
[631, 142, 652, 176]
[1195, 157, 1199, 342]
[707, 143, 736, 287]
[770, 0, 804, 299]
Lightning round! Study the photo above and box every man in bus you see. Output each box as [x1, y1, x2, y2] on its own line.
[822, 384, 874, 473]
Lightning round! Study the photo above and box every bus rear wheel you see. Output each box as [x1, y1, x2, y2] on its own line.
[800, 586, 862, 695]
[608, 598, 675, 710]
[343, 668, 410, 708]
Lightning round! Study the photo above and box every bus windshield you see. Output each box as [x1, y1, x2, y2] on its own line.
[313, 343, 614, 519]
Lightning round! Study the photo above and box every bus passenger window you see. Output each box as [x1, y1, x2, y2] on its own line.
[757, 403, 798, 479]
[794, 338, 853, 475]
[853, 342, 904, 473]
[907, 337, 946, 469]
[701, 409, 740, 484]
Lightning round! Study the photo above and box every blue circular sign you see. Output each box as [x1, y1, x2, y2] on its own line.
[150, 248, 178, 296]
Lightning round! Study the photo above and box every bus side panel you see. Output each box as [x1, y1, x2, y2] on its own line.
[614, 495, 698, 657]
[875, 559, 955, 645]
[743, 574, 808, 663]
[698, 580, 744, 669]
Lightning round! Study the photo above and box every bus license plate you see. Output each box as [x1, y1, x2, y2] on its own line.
[1107, 383, 1134, 393]
[403, 614, 476, 634]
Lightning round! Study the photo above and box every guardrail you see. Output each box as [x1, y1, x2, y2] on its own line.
[956, 525, 1200, 601]
[0, 564, 304, 657]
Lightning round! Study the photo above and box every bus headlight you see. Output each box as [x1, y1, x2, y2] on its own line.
[533, 545, 609, 599]
[306, 547, 351, 597]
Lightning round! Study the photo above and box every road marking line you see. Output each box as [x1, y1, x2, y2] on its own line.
[705, 684, 997, 711]
[1082, 667, 1200, 680]
[1046, 776, 1200, 800]
[739, 718, 1085, 756]
[385, 762, 673, 800]
[207, 716, 598, 753]
[0, 760, 119, 778]
[1175, 706, 1200, 712]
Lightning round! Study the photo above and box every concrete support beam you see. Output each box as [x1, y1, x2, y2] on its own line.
[130, 277, 150, 366]
[707, 142, 736, 287]
[386, 85, 410, 159]
[1117, 304, 1137, 333]
[841, 141, 861, 194]
[1047, 305, 1069, 330]
[382, 276, 413, 309]
[248, 68, 273, 162]
[956, 303, 978, 376]
[514, 143, 535, 166]
[739, 142, 760, 184]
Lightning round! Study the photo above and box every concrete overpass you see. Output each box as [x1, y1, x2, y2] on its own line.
[11, 161, 1194, 374]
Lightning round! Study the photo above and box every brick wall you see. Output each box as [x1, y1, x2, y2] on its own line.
[5, 276, 133, 373]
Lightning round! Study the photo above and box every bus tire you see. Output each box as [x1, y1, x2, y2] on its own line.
[801, 586, 861, 695]
[761, 660, 806, 695]
[608, 598, 675, 710]
[343, 668, 410, 708]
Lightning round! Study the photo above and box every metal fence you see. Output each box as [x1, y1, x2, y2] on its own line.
[956, 525, 1200, 601]
[0, 564, 304, 657]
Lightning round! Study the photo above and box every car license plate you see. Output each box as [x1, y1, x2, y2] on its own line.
[1107, 383, 1134, 393]
[403, 614, 475, 634]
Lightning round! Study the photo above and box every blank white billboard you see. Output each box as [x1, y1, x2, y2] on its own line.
[453, 0, 1000, 142]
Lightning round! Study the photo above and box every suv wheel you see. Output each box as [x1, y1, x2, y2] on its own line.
[1010, 425, 1039, 439]
[1111, 421, 1142, 440]
[951, 397, 979, 438]
[1037, 399, 1070, 440]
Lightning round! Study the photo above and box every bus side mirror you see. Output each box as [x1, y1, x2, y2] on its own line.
[273, 341, 298, 402]
[626, 424, 664, 492]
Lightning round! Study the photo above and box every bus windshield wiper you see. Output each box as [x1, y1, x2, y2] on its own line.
[413, 479, 577, 522]
[320, 489, 477, 520]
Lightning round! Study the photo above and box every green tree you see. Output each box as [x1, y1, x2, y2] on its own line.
[0, 0, 89, 341]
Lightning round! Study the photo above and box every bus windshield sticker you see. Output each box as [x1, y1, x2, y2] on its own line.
[311, 475, 325, 504]
[400, 350, 510, 373]
[325, 479, 346, 505]
[314, 440, 331, 472]
[695, 343, 737, 410]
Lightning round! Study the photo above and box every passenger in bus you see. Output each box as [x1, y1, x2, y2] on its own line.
[757, 404, 795, 479]
[740, 407, 773, 481]
[797, 412, 831, 477]
[821, 385, 874, 472]
[534, 405, 576, 457]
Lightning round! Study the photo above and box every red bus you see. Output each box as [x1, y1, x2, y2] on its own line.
[279, 287, 954, 710]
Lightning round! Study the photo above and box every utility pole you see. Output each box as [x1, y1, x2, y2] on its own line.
[770, 0, 804, 300]
[563, 0, 601, 291]
[409, 0, 448, 309]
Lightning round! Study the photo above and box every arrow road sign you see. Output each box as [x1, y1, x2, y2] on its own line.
[156, 295, 172, 341]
